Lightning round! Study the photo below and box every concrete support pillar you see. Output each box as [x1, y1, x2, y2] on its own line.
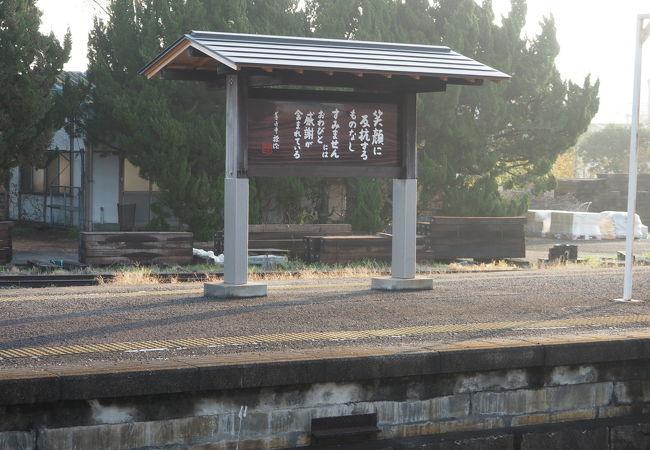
[204, 74, 266, 299]
[391, 178, 417, 279]
[224, 177, 249, 285]
[371, 179, 432, 291]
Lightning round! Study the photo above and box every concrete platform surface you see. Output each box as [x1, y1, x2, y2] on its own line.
[1, 266, 650, 373]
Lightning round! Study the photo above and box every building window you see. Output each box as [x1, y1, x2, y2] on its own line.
[19, 166, 45, 193]
[46, 152, 71, 193]
[19, 152, 71, 194]
[19, 166, 32, 192]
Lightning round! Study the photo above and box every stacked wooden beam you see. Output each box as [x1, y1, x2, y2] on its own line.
[305, 234, 430, 264]
[305, 235, 391, 264]
[214, 224, 353, 259]
[79, 232, 193, 265]
[214, 219, 526, 264]
[0, 222, 12, 264]
[425, 216, 526, 260]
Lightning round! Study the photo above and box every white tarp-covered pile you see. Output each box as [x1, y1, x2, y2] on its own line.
[600, 211, 648, 239]
[549, 211, 603, 239]
[192, 248, 289, 267]
[528, 210, 648, 240]
[193, 248, 224, 264]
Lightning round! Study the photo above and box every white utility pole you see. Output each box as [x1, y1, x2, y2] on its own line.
[647, 78, 650, 126]
[620, 14, 650, 302]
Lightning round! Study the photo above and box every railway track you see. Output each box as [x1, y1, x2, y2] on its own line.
[0, 272, 224, 288]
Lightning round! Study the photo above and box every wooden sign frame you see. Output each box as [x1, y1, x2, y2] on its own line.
[238, 87, 416, 180]
[247, 88, 404, 178]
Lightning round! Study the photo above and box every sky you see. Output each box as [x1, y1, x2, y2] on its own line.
[37, 0, 650, 125]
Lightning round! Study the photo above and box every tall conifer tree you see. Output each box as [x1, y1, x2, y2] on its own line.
[308, 0, 599, 217]
[0, 0, 70, 183]
[87, 0, 312, 237]
[89, 0, 598, 236]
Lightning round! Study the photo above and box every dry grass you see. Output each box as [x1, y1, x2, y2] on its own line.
[442, 261, 513, 273]
[106, 268, 159, 285]
[93, 258, 613, 287]
[536, 259, 603, 270]
[249, 265, 390, 281]
[249, 260, 524, 280]
[204, 273, 222, 283]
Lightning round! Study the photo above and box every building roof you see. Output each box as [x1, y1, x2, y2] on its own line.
[51, 71, 87, 95]
[140, 31, 510, 88]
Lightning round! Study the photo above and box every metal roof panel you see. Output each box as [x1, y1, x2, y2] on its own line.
[209, 45, 480, 66]
[216, 51, 485, 71]
[140, 31, 510, 83]
[188, 30, 453, 54]
[235, 58, 502, 78]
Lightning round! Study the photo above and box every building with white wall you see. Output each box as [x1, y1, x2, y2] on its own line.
[6, 73, 165, 231]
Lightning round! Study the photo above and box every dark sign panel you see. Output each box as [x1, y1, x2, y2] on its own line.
[248, 98, 400, 177]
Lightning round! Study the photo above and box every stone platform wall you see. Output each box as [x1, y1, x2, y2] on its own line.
[4, 338, 650, 449]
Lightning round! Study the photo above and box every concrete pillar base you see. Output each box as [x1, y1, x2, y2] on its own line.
[204, 282, 267, 299]
[371, 277, 433, 291]
[613, 298, 643, 303]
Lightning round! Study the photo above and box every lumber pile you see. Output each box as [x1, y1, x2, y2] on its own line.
[79, 232, 193, 265]
[214, 224, 353, 259]
[305, 234, 429, 264]
[214, 219, 526, 264]
[0, 222, 12, 264]
[305, 235, 391, 264]
[424, 216, 526, 260]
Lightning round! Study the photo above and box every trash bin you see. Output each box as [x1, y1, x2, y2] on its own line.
[0, 221, 12, 264]
[118, 203, 136, 231]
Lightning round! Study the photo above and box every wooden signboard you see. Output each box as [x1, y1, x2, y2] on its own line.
[247, 91, 401, 178]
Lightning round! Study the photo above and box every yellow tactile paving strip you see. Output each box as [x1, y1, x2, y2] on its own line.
[2, 313, 650, 359]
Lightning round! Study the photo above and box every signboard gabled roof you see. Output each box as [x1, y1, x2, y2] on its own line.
[140, 31, 510, 86]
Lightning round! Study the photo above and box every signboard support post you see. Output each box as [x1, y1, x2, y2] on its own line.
[391, 179, 417, 278]
[205, 74, 267, 298]
[224, 178, 249, 285]
[372, 93, 432, 291]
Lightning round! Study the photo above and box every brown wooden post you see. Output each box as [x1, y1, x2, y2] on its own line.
[401, 92, 417, 180]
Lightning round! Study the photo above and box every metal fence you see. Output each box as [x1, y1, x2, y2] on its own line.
[46, 186, 82, 227]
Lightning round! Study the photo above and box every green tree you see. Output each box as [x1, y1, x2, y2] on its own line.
[577, 124, 650, 175]
[91, 0, 599, 237]
[346, 178, 385, 232]
[53, 73, 91, 146]
[245, 0, 310, 224]
[87, 0, 309, 238]
[411, 0, 599, 215]
[306, 0, 388, 231]
[0, 0, 70, 184]
[307, 0, 599, 217]
[87, 0, 227, 239]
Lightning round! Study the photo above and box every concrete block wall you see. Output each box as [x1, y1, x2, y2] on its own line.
[5, 340, 650, 449]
